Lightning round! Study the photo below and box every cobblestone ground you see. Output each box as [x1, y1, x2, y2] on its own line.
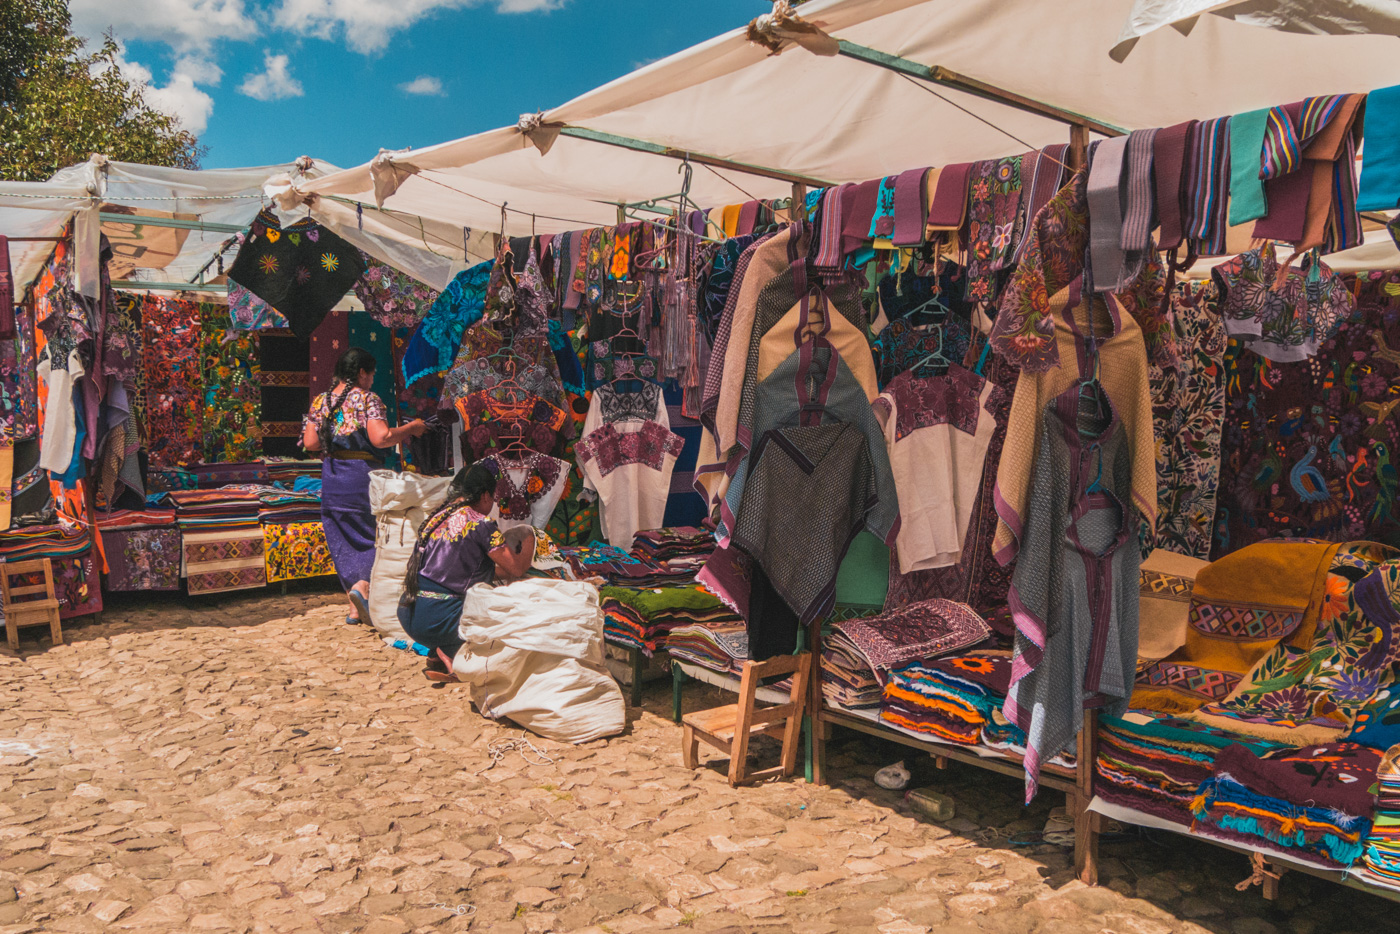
[0, 586, 1394, 934]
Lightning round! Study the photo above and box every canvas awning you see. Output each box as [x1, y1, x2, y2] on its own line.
[298, 0, 1400, 239]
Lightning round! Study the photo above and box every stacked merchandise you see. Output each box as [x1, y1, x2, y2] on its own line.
[598, 584, 739, 656]
[667, 620, 749, 676]
[1358, 746, 1400, 892]
[0, 524, 101, 618]
[823, 599, 992, 712]
[213, 484, 335, 584]
[560, 542, 694, 587]
[1095, 715, 1287, 826]
[981, 712, 1075, 769]
[162, 490, 266, 595]
[882, 650, 1009, 745]
[97, 509, 181, 592]
[822, 628, 883, 709]
[631, 527, 716, 575]
[1190, 742, 1381, 868]
[265, 458, 324, 487]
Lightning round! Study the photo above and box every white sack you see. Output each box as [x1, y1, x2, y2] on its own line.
[452, 579, 625, 744]
[367, 470, 454, 641]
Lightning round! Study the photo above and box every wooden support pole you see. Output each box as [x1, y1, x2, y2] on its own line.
[557, 126, 834, 189]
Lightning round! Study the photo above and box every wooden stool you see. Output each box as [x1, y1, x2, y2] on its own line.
[1, 559, 64, 650]
[682, 652, 812, 786]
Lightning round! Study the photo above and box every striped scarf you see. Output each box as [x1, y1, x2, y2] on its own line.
[1119, 128, 1159, 283]
[814, 183, 851, 269]
[1183, 117, 1231, 256]
[1261, 95, 1347, 180]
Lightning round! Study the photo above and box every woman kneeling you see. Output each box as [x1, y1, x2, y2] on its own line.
[397, 464, 533, 679]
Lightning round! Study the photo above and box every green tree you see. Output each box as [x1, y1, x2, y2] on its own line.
[0, 0, 201, 182]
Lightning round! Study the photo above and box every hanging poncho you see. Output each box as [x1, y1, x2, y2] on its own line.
[226, 210, 365, 339]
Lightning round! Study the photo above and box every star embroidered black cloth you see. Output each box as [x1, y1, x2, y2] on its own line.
[226, 210, 365, 339]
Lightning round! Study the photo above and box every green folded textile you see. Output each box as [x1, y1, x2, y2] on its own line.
[1228, 108, 1271, 226]
[599, 585, 724, 617]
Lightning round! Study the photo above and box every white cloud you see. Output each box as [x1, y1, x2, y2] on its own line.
[238, 51, 305, 101]
[274, 0, 564, 54]
[102, 48, 219, 135]
[495, 0, 564, 12]
[69, 0, 258, 53]
[398, 75, 445, 96]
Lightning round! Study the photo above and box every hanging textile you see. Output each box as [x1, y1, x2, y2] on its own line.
[263, 521, 336, 582]
[347, 313, 396, 426]
[353, 253, 439, 328]
[1210, 243, 1352, 362]
[874, 365, 1003, 574]
[1004, 382, 1141, 802]
[182, 526, 267, 595]
[401, 260, 491, 388]
[141, 295, 203, 469]
[1213, 273, 1400, 557]
[200, 303, 261, 464]
[103, 526, 181, 591]
[482, 451, 571, 530]
[575, 388, 683, 549]
[962, 154, 1025, 304]
[226, 210, 365, 339]
[308, 310, 348, 398]
[1148, 280, 1227, 560]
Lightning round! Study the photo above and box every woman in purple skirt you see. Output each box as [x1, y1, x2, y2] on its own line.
[302, 348, 425, 625]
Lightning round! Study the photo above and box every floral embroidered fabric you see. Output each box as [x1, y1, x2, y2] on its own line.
[483, 452, 566, 522]
[963, 156, 1024, 304]
[401, 259, 491, 388]
[1211, 242, 1353, 362]
[201, 305, 261, 464]
[263, 521, 336, 582]
[1148, 280, 1227, 559]
[593, 383, 662, 425]
[575, 420, 684, 479]
[141, 296, 204, 468]
[992, 168, 1171, 373]
[1214, 272, 1400, 556]
[354, 254, 439, 328]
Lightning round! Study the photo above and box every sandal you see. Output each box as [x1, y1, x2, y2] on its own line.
[345, 614, 361, 626]
[347, 589, 372, 627]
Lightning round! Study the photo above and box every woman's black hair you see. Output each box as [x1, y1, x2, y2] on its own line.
[399, 463, 498, 607]
[318, 347, 377, 453]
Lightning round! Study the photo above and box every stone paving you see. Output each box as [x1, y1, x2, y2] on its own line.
[0, 584, 1394, 934]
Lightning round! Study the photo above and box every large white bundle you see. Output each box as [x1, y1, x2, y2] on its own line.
[453, 579, 625, 744]
[367, 470, 453, 640]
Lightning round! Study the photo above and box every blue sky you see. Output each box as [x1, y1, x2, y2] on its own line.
[72, 1, 761, 170]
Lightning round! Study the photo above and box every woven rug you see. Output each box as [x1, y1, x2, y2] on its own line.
[182, 527, 266, 595]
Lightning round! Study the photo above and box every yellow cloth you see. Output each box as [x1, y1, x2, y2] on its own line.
[1137, 549, 1209, 666]
[992, 293, 1157, 564]
[1131, 540, 1341, 715]
[756, 301, 878, 399]
[721, 204, 742, 239]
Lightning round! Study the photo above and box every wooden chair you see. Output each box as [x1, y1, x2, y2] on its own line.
[1, 559, 63, 650]
[681, 652, 813, 786]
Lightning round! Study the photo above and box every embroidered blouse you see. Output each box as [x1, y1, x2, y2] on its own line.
[576, 386, 684, 548]
[482, 451, 571, 531]
[874, 365, 1004, 574]
[302, 386, 390, 460]
[417, 504, 504, 594]
[1210, 242, 1352, 362]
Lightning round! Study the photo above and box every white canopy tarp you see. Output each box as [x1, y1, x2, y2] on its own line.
[300, 0, 1400, 239]
[1111, 0, 1400, 61]
[0, 158, 485, 297]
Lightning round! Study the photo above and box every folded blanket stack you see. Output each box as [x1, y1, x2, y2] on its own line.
[1191, 742, 1380, 867]
[631, 527, 716, 574]
[667, 622, 749, 675]
[264, 458, 324, 487]
[822, 629, 883, 709]
[1095, 714, 1287, 826]
[599, 584, 739, 656]
[97, 509, 181, 592]
[0, 523, 102, 618]
[824, 599, 991, 712]
[881, 650, 1011, 745]
[160, 489, 262, 532]
[1358, 746, 1400, 892]
[220, 483, 322, 525]
[562, 542, 693, 587]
